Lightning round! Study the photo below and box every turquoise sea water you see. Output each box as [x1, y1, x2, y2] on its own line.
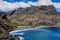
[10, 27, 60, 40]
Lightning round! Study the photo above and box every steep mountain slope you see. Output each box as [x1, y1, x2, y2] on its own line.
[0, 14, 20, 40]
[8, 5, 57, 17]
[6, 5, 60, 28]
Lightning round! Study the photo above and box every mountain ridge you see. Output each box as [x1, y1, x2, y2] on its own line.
[0, 5, 60, 28]
[4, 5, 60, 27]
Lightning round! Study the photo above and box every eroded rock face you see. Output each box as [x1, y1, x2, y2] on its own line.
[8, 5, 57, 16]
[0, 14, 19, 40]
[6, 5, 60, 27]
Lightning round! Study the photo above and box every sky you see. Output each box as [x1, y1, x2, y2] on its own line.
[0, 0, 60, 12]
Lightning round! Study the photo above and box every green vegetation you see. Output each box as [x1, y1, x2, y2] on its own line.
[13, 22, 31, 26]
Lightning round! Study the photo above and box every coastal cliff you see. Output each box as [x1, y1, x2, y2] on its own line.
[0, 5, 60, 40]
[0, 14, 19, 40]
[7, 5, 60, 28]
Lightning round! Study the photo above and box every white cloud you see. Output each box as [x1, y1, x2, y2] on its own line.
[27, 1, 37, 6]
[37, 0, 52, 5]
[53, 3, 60, 8]
[0, 0, 60, 11]
[0, 1, 30, 11]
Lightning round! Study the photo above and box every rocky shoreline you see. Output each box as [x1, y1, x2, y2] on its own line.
[0, 14, 20, 40]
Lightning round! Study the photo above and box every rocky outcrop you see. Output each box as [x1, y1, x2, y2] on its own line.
[8, 5, 57, 17]
[0, 14, 19, 40]
[6, 5, 60, 27]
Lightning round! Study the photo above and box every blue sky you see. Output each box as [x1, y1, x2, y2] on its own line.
[3, 0, 60, 3]
[0, 0, 60, 12]
[52, 0, 60, 3]
[3, 0, 38, 2]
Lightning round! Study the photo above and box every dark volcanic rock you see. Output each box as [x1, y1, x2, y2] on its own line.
[0, 14, 19, 40]
[8, 5, 57, 17]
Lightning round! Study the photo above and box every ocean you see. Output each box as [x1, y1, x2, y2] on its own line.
[10, 26, 60, 40]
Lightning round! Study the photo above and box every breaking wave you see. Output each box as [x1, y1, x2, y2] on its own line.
[10, 26, 60, 40]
